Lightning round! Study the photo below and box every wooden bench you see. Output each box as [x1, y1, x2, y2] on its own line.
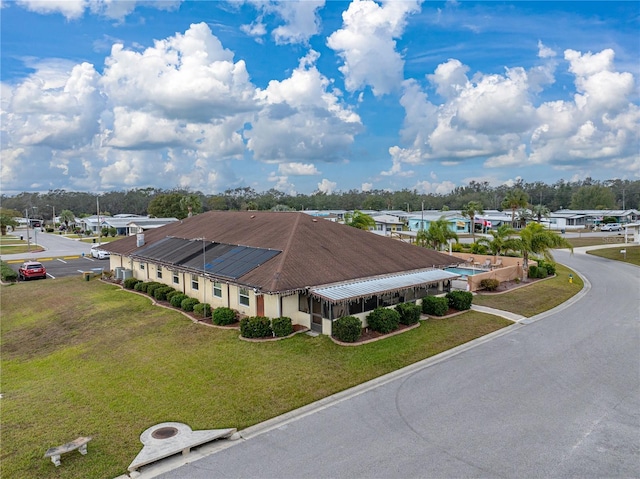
[44, 436, 92, 466]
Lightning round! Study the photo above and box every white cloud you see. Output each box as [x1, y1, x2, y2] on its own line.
[278, 162, 320, 176]
[327, 0, 421, 96]
[101, 23, 257, 123]
[16, 0, 183, 20]
[247, 50, 362, 163]
[385, 47, 639, 180]
[361, 182, 372, 192]
[241, 0, 325, 45]
[317, 178, 337, 194]
[413, 179, 456, 195]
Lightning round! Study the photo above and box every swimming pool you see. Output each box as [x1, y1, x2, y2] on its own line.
[444, 267, 486, 277]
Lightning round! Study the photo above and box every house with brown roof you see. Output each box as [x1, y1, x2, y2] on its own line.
[103, 211, 460, 335]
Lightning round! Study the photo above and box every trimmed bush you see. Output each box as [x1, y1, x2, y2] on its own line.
[181, 297, 199, 312]
[153, 286, 175, 301]
[421, 296, 449, 316]
[146, 282, 164, 297]
[193, 303, 212, 318]
[470, 243, 488, 254]
[212, 307, 238, 326]
[1, 261, 18, 282]
[166, 290, 181, 302]
[272, 316, 294, 337]
[138, 281, 161, 294]
[395, 302, 421, 325]
[124, 277, 141, 290]
[446, 290, 473, 310]
[479, 278, 500, 291]
[366, 307, 400, 334]
[170, 293, 188, 308]
[451, 242, 463, 252]
[333, 316, 362, 343]
[536, 259, 556, 275]
[240, 316, 272, 338]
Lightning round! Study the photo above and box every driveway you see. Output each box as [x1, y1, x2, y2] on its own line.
[149, 249, 639, 479]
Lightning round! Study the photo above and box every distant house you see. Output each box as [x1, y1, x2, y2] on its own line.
[78, 214, 178, 236]
[370, 214, 404, 236]
[546, 209, 640, 230]
[103, 211, 460, 335]
[406, 211, 469, 234]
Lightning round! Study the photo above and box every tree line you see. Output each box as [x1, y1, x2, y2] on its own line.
[1, 178, 637, 222]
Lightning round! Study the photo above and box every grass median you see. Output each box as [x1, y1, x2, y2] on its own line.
[2, 277, 512, 479]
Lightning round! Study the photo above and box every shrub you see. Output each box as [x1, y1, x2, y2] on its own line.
[0, 261, 18, 282]
[451, 242, 463, 252]
[446, 290, 473, 310]
[146, 282, 164, 297]
[272, 316, 294, 337]
[395, 302, 421, 325]
[138, 281, 160, 293]
[479, 278, 500, 291]
[193, 303, 212, 318]
[153, 286, 175, 301]
[181, 297, 199, 312]
[333, 316, 362, 343]
[470, 243, 488, 254]
[240, 316, 272, 338]
[166, 290, 181, 302]
[133, 281, 145, 291]
[366, 307, 400, 334]
[170, 293, 188, 308]
[123, 277, 141, 289]
[529, 265, 548, 279]
[421, 296, 449, 316]
[536, 259, 556, 275]
[212, 307, 238, 326]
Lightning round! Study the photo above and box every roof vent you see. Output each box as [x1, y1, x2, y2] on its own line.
[250, 215, 256, 219]
[312, 219, 318, 222]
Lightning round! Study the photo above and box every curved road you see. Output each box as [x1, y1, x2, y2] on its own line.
[151, 249, 639, 479]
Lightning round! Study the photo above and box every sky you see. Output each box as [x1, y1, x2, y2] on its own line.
[1, 1, 638, 196]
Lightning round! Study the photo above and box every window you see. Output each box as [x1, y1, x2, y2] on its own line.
[239, 288, 250, 307]
[156, 268, 162, 279]
[213, 282, 222, 298]
[348, 299, 363, 315]
[298, 294, 310, 313]
[172, 272, 179, 285]
[139, 263, 145, 270]
[191, 274, 199, 291]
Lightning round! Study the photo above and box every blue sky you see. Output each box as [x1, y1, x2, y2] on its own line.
[1, 1, 638, 196]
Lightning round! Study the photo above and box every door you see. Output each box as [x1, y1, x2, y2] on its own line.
[311, 297, 323, 332]
[256, 295, 265, 317]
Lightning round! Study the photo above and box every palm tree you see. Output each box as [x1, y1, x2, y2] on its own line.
[418, 216, 459, 251]
[461, 201, 484, 241]
[477, 224, 519, 257]
[531, 204, 551, 224]
[501, 189, 529, 228]
[515, 222, 573, 275]
[344, 210, 376, 230]
[59, 210, 76, 231]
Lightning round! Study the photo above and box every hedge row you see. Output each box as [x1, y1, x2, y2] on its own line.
[240, 316, 294, 339]
[422, 291, 473, 316]
[0, 261, 18, 282]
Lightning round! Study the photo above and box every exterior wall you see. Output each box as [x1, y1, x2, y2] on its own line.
[282, 294, 311, 329]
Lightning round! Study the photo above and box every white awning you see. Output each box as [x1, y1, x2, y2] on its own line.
[309, 269, 461, 302]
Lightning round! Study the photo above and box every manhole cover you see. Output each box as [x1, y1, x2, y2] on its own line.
[151, 427, 179, 439]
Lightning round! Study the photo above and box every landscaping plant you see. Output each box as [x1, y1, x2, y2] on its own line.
[366, 307, 400, 334]
[333, 316, 363, 342]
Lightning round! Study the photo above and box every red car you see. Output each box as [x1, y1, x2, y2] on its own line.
[18, 261, 47, 280]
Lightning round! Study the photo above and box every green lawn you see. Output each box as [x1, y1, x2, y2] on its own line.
[2, 278, 512, 479]
[472, 263, 584, 316]
[586, 244, 640, 266]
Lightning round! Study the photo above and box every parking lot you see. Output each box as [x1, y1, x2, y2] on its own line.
[7, 255, 109, 280]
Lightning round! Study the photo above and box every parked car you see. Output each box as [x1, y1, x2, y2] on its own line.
[18, 261, 47, 280]
[600, 223, 622, 232]
[90, 244, 110, 259]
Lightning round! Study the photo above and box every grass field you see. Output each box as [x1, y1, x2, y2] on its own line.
[2, 278, 513, 479]
[472, 263, 584, 316]
[586, 244, 640, 266]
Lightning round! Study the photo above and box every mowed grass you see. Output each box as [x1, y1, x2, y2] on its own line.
[586, 244, 640, 266]
[472, 263, 584, 316]
[1, 278, 511, 479]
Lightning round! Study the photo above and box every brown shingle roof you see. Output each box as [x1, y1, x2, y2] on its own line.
[104, 211, 456, 293]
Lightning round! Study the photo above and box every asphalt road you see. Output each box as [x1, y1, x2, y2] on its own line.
[2, 228, 106, 278]
[154, 250, 639, 479]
